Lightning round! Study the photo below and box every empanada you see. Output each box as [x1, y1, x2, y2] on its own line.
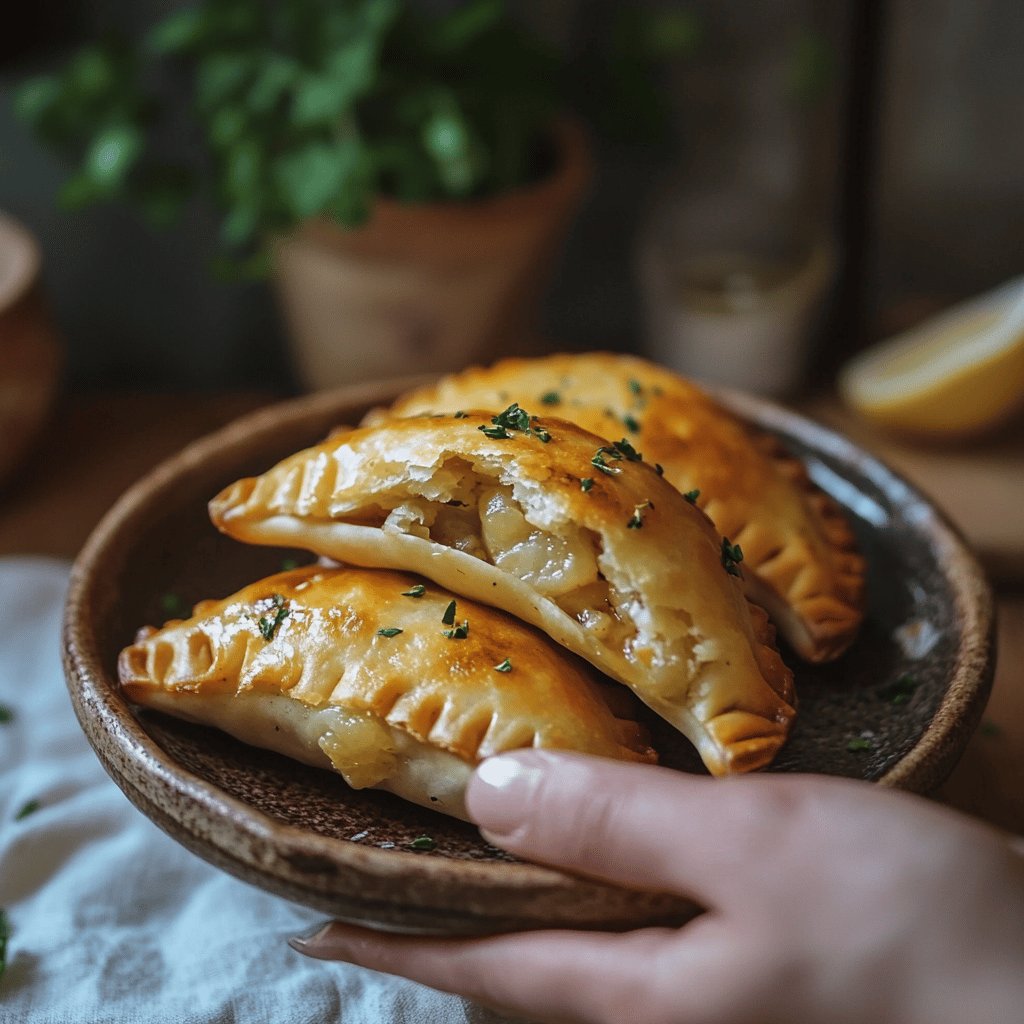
[119, 566, 655, 820]
[379, 353, 865, 662]
[209, 412, 796, 774]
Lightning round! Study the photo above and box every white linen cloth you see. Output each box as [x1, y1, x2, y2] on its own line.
[0, 557, 521, 1023]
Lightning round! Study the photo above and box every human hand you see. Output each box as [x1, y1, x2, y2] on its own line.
[290, 752, 1024, 1024]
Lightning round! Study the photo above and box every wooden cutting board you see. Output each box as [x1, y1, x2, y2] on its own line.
[803, 397, 1024, 583]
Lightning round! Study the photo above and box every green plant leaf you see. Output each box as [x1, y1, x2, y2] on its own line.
[12, 76, 61, 126]
[68, 46, 120, 100]
[422, 103, 482, 197]
[224, 140, 261, 200]
[292, 39, 377, 128]
[221, 201, 260, 247]
[147, 7, 208, 55]
[84, 123, 143, 189]
[207, 105, 247, 149]
[195, 52, 254, 114]
[248, 55, 299, 114]
[273, 138, 362, 219]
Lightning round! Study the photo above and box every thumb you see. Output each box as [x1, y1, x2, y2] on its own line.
[467, 750, 728, 900]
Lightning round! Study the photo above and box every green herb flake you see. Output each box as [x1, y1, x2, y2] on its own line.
[494, 657, 513, 673]
[0, 907, 9, 981]
[847, 737, 873, 752]
[532, 425, 551, 443]
[627, 500, 654, 529]
[160, 592, 185, 616]
[258, 594, 290, 641]
[0, 704, 13, 725]
[492, 402, 530, 432]
[628, 378, 643, 396]
[15, 799, 40, 821]
[612, 438, 643, 462]
[580, 477, 594, 492]
[479, 424, 511, 440]
[441, 600, 457, 626]
[453, 410, 468, 418]
[721, 538, 744, 577]
[980, 719, 1001, 737]
[376, 627, 403, 638]
[408, 835, 436, 851]
[280, 557, 299, 571]
[591, 451, 620, 476]
[881, 673, 917, 705]
[654, 463, 664, 476]
[683, 488, 701, 504]
[623, 414, 641, 434]
[539, 390, 561, 405]
[442, 621, 470, 640]
[401, 584, 426, 598]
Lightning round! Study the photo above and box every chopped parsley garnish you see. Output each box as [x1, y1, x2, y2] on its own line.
[721, 538, 744, 577]
[627, 500, 654, 529]
[408, 835, 436, 851]
[623, 414, 641, 434]
[15, 799, 40, 821]
[980, 720, 1001, 737]
[494, 658, 513, 673]
[683, 489, 701, 504]
[580, 477, 594, 492]
[280, 557, 299, 571]
[591, 451, 620, 476]
[258, 594, 290, 641]
[401, 584, 426, 598]
[453, 410, 468, 418]
[881, 674, 917, 705]
[376, 628, 403, 638]
[612, 438, 642, 462]
[479, 424, 511, 440]
[442, 621, 470, 640]
[441, 600, 457, 626]
[160, 592, 185, 616]
[493, 402, 531, 432]
[847, 737, 872, 752]
[654, 463, 664, 476]
[628, 378, 643, 395]
[479, 402, 552, 442]
[0, 907, 8, 981]
[0, 704, 13, 725]
[540, 390, 561, 405]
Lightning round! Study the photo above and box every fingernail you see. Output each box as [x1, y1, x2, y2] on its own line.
[288, 921, 332, 953]
[467, 752, 546, 837]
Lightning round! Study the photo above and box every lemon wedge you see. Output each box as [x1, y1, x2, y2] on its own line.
[838, 277, 1024, 437]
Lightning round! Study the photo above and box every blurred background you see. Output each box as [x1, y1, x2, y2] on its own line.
[3, 0, 1021, 392]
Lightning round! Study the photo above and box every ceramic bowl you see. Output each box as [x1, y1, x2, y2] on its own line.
[62, 379, 996, 935]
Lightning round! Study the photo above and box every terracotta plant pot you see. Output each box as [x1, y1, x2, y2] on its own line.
[0, 213, 62, 485]
[272, 119, 590, 390]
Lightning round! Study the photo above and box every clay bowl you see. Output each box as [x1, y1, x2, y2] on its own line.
[62, 379, 995, 935]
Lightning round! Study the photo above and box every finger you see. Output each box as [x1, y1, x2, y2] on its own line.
[290, 919, 724, 1024]
[466, 751, 892, 907]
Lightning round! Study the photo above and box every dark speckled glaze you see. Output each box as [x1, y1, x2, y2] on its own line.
[62, 378, 996, 935]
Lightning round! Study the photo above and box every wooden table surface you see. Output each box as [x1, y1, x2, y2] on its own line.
[2, 391, 1021, 835]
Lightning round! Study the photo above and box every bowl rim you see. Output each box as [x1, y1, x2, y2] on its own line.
[61, 376, 996, 928]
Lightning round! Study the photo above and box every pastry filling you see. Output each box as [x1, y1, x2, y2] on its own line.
[348, 457, 692, 671]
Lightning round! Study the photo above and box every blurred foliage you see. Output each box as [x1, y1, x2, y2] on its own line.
[14, 0, 699, 265]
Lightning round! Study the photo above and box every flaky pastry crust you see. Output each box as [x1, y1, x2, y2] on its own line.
[119, 566, 654, 819]
[378, 353, 866, 663]
[209, 413, 796, 774]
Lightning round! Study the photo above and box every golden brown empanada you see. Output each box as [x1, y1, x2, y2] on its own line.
[378, 353, 865, 662]
[209, 412, 796, 774]
[119, 566, 655, 820]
